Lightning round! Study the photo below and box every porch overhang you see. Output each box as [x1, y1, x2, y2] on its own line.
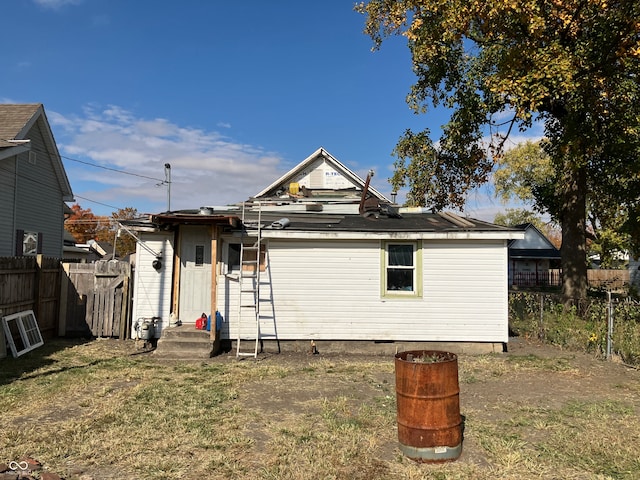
[151, 212, 240, 228]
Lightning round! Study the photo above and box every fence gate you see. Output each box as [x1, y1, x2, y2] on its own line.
[59, 260, 132, 338]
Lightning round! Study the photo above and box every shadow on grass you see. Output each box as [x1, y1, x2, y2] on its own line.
[0, 337, 92, 387]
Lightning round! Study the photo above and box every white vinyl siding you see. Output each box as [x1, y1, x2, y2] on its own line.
[131, 232, 174, 337]
[218, 238, 509, 343]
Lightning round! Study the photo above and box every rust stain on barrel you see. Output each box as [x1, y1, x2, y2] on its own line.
[395, 350, 463, 463]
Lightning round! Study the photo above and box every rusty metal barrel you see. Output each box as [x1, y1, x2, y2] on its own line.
[394, 350, 462, 463]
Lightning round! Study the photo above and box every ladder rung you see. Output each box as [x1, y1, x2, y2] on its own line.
[237, 201, 264, 359]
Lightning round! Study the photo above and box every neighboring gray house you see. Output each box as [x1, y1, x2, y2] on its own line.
[508, 223, 561, 287]
[0, 104, 74, 257]
[62, 230, 108, 262]
[126, 148, 524, 353]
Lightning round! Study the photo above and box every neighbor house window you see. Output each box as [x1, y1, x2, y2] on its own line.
[381, 241, 422, 298]
[15, 230, 42, 256]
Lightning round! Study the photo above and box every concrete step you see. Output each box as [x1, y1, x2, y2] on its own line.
[154, 326, 214, 358]
[160, 326, 213, 339]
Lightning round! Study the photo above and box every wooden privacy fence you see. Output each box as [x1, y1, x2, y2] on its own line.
[1, 257, 132, 351]
[0, 256, 61, 338]
[59, 260, 132, 338]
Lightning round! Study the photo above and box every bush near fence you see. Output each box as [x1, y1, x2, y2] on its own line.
[509, 291, 640, 366]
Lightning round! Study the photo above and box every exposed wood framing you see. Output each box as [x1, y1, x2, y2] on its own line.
[172, 227, 182, 318]
[210, 225, 219, 341]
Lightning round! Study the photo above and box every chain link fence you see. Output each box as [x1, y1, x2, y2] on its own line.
[509, 291, 640, 367]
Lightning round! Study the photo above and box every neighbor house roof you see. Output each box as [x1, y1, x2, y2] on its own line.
[0, 103, 74, 200]
[0, 104, 39, 158]
[0, 103, 41, 140]
[508, 223, 560, 259]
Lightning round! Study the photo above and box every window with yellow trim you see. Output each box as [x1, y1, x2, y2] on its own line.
[382, 242, 422, 298]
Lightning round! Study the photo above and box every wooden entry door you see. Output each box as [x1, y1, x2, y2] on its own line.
[178, 225, 211, 324]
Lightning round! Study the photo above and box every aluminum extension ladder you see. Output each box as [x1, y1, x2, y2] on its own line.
[236, 202, 264, 358]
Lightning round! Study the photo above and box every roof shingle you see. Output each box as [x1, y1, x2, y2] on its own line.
[0, 103, 42, 141]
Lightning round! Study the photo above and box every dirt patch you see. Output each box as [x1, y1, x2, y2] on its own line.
[227, 338, 640, 468]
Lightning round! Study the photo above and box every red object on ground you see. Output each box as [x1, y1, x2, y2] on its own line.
[196, 313, 207, 330]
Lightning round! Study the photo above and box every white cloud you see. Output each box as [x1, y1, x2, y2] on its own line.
[33, 0, 83, 9]
[50, 105, 286, 215]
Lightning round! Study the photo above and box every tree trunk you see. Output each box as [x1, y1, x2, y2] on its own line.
[560, 165, 588, 304]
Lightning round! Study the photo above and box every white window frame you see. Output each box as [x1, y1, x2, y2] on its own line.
[381, 241, 422, 298]
[2, 310, 44, 357]
[23, 231, 38, 256]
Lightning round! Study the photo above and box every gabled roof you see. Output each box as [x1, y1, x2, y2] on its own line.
[0, 103, 41, 140]
[127, 146, 523, 240]
[0, 103, 73, 201]
[253, 147, 390, 203]
[509, 223, 560, 259]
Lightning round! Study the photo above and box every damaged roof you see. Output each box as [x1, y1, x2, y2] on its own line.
[121, 148, 521, 240]
[123, 205, 521, 239]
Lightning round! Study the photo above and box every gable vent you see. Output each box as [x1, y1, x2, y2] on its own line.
[28, 151, 37, 165]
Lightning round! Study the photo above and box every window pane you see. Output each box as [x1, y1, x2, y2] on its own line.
[195, 245, 204, 266]
[388, 268, 413, 291]
[23, 232, 38, 256]
[388, 244, 413, 266]
[228, 244, 240, 271]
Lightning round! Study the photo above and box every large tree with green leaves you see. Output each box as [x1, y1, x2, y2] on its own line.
[357, 0, 640, 301]
[495, 140, 630, 268]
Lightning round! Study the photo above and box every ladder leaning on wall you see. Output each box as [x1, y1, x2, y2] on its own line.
[236, 202, 264, 358]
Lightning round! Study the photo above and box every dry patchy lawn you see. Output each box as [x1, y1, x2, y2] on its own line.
[1, 338, 639, 479]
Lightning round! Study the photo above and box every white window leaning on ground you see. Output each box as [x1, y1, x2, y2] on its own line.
[2, 310, 44, 357]
[381, 241, 422, 298]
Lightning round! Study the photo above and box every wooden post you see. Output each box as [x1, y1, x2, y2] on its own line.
[34, 254, 43, 327]
[119, 272, 131, 340]
[210, 225, 219, 344]
[58, 262, 70, 336]
[172, 227, 181, 319]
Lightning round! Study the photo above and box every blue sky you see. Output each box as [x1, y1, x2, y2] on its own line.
[2, 0, 537, 220]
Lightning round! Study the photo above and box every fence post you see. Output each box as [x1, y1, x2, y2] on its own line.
[606, 291, 613, 360]
[538, 294, 544, 340]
